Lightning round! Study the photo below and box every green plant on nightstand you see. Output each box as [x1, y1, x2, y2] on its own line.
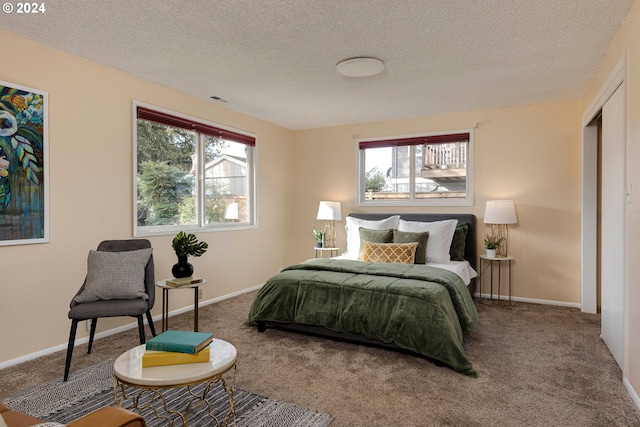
[484, 234, 505, 250]
[313, 228, 325, 248]
[484, 234, 505, 258]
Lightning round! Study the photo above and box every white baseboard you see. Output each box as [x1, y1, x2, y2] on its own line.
[0, 284, 264, 370]
[474, 292, 582, 309]
[624, 377, 640, 413]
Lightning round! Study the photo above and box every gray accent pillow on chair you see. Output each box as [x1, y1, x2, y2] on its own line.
[73, 248, 152, 303]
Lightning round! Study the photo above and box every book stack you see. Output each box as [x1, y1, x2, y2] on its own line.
[142, 330, 213, 367]
[165, 277, 204, 288]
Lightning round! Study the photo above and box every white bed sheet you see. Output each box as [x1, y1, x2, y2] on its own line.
[426, 260, 477, 286]
[332, 255, 478, 286]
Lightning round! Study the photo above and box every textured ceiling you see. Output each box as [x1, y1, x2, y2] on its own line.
[1, 0, 634, 130]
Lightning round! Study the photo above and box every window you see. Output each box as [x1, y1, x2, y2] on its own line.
[134, 104, 256, 235]
[357, 131, 473, 206]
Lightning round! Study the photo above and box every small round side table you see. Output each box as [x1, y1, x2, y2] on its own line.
[478, 256, 514, 304]
[314, 247, 339, 258]
[155, 278, 207, 332]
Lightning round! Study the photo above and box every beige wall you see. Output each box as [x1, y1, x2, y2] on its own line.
[0, 31, 295, 364]
[580, 0, 640, 406]
[292, 101, 582, 304]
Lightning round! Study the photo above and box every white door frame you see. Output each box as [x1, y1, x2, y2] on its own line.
[581, 53, 626, 314]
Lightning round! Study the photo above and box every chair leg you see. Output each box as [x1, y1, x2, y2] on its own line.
[146, 310, 157, 337]
[87, 318, 97, 354]
[64, 320, 79, 382]
[137, 316, 146, 344]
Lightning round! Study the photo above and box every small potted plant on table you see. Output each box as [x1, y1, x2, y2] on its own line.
[313, 228, 325, 248]
[171, 231, 208, 278]
[484, 234, 505, 259]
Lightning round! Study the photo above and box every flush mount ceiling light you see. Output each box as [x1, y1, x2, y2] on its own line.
[336, 57, 385, 77]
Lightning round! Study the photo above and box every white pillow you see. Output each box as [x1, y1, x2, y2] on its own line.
[344, 215, 400, 259]
[397, 219, 458, 263]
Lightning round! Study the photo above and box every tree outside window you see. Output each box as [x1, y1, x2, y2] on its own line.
[134, 105, 255, 235]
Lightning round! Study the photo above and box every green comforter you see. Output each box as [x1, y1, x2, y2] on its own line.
[246, 258, 479, 376]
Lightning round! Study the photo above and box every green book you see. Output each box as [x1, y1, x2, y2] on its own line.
[145, 330, 214, 354]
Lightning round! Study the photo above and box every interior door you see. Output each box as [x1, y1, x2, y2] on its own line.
[600, 82, 626, 369]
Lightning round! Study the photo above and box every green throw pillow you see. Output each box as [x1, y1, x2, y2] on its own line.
[358, 227, 394, 259]
[393, 230, 429, 264]
[449, 223, 468, 261]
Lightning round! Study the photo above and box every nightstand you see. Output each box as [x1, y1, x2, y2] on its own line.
[478, 255, 513, 303]
[314, 247, 339, 258]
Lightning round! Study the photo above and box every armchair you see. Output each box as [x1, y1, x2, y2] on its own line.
[64, 239, 157, 381]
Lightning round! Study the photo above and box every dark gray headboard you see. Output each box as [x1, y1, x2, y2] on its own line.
[348, 213, 477, 270]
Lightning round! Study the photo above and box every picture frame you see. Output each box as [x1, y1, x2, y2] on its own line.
[0, 80, 49, 246]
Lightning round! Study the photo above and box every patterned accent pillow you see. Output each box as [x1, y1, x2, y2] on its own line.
[361, 241, 418, 264]
[73, 248, 152, 303]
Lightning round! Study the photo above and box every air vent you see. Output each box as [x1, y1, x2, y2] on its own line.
[210, 96, 229, 103]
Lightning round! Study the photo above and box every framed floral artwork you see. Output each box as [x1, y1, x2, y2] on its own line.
[0, 80, 48, 245]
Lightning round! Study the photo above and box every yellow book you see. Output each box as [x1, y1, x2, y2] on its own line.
[142, 347, 210, 367]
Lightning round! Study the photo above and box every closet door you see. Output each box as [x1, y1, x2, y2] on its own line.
[600, 82, 626, 369]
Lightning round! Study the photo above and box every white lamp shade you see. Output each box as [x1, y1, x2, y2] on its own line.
[224, 202, 239, 220]
[484, 200, 517, 224]
[316, 201, 342, 221]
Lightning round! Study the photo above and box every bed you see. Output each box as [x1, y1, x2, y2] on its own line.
[246, 213, 479, 376]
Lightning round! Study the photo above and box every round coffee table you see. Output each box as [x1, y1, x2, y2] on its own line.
[113, 338, 237, 426]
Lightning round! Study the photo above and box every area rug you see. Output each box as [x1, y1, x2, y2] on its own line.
[2, 359, 334, 427]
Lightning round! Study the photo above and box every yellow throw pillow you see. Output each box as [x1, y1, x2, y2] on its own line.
[361, 241, 419, 264]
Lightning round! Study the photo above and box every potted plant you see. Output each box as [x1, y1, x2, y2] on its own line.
[484, 234, 505, 259]
[313, 228, 325, 248]
[171, 231, 208, 278]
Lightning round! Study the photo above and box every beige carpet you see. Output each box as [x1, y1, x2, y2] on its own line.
[2, 291, 639, 426]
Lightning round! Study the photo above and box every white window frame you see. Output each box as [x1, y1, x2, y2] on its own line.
[133, 101, 257, 237]
[356, 130, 474, 207]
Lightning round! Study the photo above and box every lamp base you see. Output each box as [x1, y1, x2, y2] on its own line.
[490, 224, 509, 257]
[324, 221, 336, 248]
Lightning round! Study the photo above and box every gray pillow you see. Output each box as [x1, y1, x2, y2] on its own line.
[393, 230, 429, 264]
[73, 248, 152, 303]
[449, 223, 468, 261]
[358, 227, 394, 259]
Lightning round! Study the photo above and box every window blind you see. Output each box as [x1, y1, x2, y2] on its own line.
[137, 106, 255, 146]
[359, 132, 469, 150]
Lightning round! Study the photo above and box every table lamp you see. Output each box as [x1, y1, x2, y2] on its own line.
[484, 200, 517, 257]
[224, 202, 239, 221]
[316, 201, 342, 249]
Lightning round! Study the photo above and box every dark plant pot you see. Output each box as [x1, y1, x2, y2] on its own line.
[172, 255, 194, 278]
[315, 242, 323, 248]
